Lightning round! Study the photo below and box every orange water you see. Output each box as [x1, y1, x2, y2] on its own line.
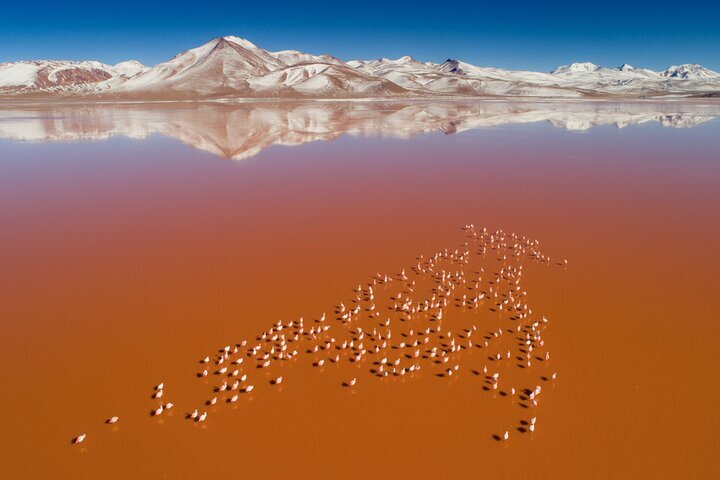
[0, 103, 719, 479]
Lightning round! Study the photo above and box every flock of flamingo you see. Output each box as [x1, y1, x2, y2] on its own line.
[73, 225, 563, 446]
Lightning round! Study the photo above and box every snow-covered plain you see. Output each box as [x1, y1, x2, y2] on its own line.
[0, 36, 718, 99]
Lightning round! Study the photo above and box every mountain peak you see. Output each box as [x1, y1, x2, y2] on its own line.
[661, 64, 720, 79]
[221, 36, 260, 50]
[371, 56, 419, 65]
[437, 59, 464, 74]
[112, 60, 147, 77]
[551, 62, 599, 74]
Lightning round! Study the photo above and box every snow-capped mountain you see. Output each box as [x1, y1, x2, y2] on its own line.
[111, 60, 149, 77]
[551, 62, 602, 74]
[0, 36, 718, 99]
[107, 37, 408, 99]
[0, 60, 148, 95]
[661, 64, 720, 79]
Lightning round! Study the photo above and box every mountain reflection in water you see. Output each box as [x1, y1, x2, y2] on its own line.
[0, 100, 718, 160]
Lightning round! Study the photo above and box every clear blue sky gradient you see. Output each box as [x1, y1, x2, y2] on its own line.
[2, 0, 719, 72]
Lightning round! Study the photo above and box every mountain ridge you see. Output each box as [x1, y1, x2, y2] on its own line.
[1, 36, 718, 99]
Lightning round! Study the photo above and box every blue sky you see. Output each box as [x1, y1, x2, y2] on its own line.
[1, 0, 719, 71]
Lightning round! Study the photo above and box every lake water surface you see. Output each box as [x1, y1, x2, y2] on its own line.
[1, 100, 719, 479]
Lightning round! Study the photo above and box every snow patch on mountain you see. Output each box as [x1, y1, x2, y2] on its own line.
[0, 63, 39, 88]
[271, 50, 345, 67]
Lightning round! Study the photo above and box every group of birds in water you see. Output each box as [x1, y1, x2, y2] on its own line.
[73, 225, 563, 446]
